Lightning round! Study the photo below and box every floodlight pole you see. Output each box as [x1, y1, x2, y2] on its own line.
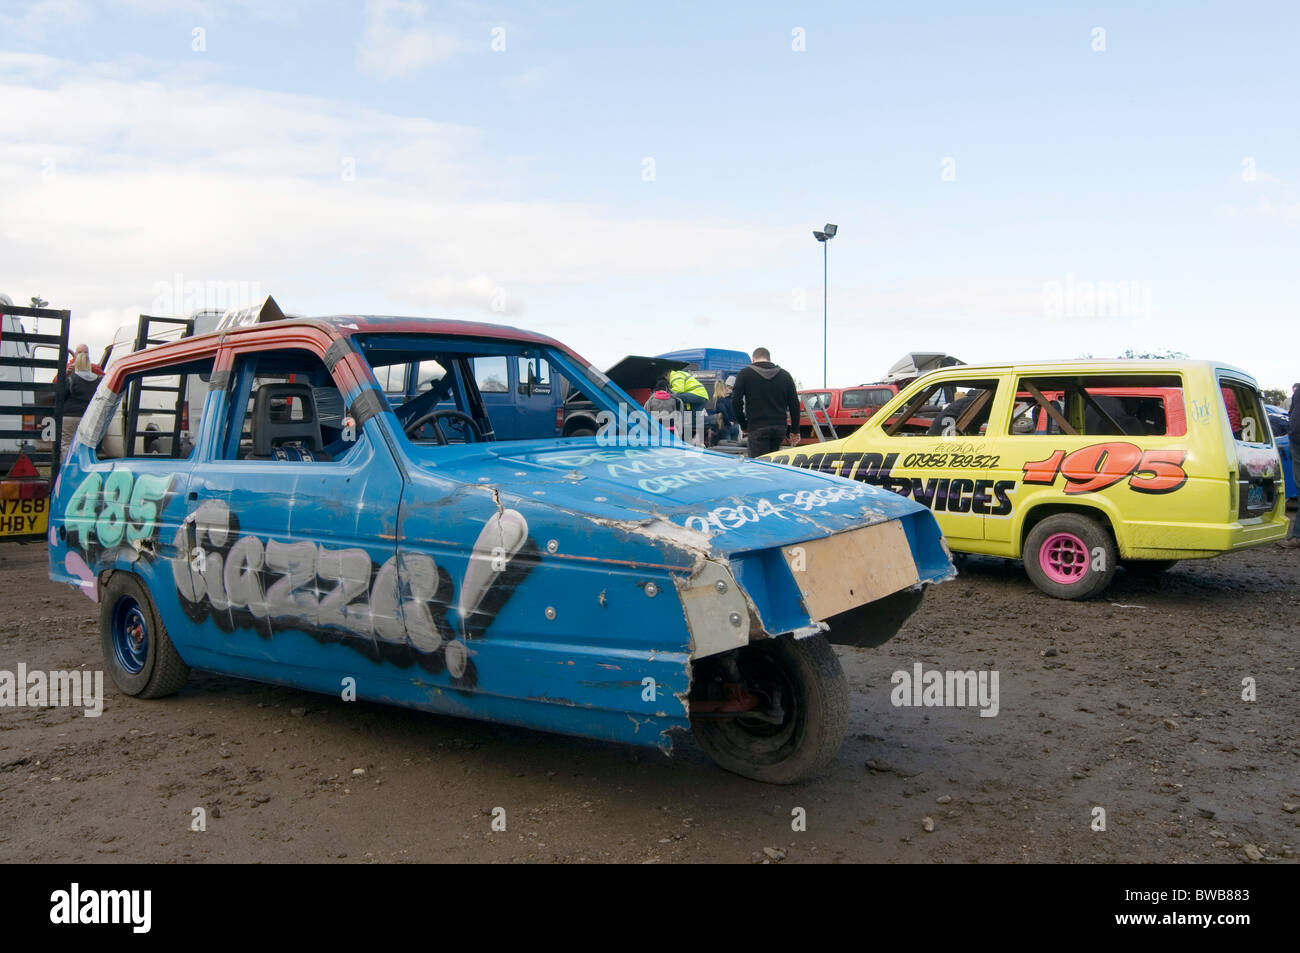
[813, 224, 836, 387]
[822, 239, 828, 387]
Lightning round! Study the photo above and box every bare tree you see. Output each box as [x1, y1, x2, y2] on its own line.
[1117, 348, 1188, 360]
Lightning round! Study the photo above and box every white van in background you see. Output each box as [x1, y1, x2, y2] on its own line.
[97, 299, 285, 458]
[0, 293, 36, 456]
[96, 309, 225, 458]
[1, 294, 71, 540]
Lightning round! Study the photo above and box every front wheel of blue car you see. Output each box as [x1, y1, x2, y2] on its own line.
[100, 573, 191, 699]
[690, 634, 849, 784]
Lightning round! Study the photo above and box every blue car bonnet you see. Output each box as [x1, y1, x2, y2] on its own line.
[405, 439, 945, 558]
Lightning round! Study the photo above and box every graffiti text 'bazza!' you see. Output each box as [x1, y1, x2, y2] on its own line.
[61, 467, 539, 691]
[169, 500, 537, 688]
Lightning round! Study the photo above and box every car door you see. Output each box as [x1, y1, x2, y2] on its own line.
[174, 333, 407, 681]
[989, 371, 1200, 547]
[853, 373, 1009, 546]
[472, 355, 516, 439]
[59, 354, 215, 630]
[512, 354, 561, 440]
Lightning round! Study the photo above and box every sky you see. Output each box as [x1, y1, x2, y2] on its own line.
[1, 0, 1297, 390]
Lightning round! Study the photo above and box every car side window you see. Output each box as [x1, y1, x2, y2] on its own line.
[518, 357, 550, 395]
[1008, 375, 1185, 437]
[474, 356, 509, 394]
[1219, 378, 1269, 444]
[222, 349, 347, 463]
[372, 363, 407, 398]
[883, 378, 1001, 437]
[98, 357, 214, 460]
[415, 360, 447, 391]
[842, 388, 891, 409]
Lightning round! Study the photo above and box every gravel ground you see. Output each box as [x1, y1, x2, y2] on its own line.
[1, 540, 1297, 863]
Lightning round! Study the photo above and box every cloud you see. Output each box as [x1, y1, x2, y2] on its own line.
[757, 277, 1054, 327]
[1217, 175, 1300, 223]
[1248, 170, 1284, 186]
[1, 0, 315, 36]
[357, 0, 462, 79]
[0, 54, 477, 183]
[500, 66, 551, 97]
[1213, 166, 1300, 222]
[0, 0, 89, 41]
[0, 54, 792, 354]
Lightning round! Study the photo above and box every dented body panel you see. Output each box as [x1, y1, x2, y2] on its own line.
[49, 315, 953, 753]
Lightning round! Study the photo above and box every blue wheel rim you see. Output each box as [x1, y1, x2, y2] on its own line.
[112, 598, 149, 675]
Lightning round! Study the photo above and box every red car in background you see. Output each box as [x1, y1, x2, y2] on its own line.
[1014, 385, 1188, 437]
[796, 384, 898, 444]
[797, 353, 968, 445]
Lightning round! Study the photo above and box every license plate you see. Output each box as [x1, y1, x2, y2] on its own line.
[1247, 484, 1266, 508]
[0, 496, 48, 537]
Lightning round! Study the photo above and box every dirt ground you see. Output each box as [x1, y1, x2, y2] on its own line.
[1, 539, 1297, 864]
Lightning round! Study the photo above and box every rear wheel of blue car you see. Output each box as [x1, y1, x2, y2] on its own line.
[100, 573, 191, 699]
[690, 634, 849, 784]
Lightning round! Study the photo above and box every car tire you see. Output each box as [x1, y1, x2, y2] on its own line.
[1023, 513, 1117, 600]
[690, 634, 849, 784]
[566, 427, 596, 437]
[1122, 559, 1179, 576]
[100, 572, 190, 699]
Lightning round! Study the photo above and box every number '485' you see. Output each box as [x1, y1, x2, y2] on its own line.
[65, 471, 173, 549]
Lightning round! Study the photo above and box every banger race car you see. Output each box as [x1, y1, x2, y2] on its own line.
[48, 308, 953, 783]
[767, 360, 1288, 600]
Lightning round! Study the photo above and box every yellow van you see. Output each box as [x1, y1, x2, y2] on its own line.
[766, 361, 1288, 599]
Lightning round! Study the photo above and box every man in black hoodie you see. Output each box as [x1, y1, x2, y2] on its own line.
[731, 347, 802, 457]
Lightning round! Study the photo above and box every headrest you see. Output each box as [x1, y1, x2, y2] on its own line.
[252, 382, 322, 457]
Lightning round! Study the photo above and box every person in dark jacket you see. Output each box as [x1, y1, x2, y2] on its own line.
[1281, 382, 1300, 549]
[731, 347, 801, 457]
[61, 344, 101, 460]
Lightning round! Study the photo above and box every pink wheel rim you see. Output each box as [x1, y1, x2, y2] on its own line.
[1039, 532, 1089, 584]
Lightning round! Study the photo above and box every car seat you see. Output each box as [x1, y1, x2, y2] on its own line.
[252, 382, 332, 461]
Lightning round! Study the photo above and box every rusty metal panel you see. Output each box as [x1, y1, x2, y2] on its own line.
[783, 520, 920, 621]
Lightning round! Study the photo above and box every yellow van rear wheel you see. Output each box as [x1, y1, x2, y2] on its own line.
[1023, 513, 1117, 600]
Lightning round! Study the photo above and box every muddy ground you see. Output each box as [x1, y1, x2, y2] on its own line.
[1, 540, 1297, 864]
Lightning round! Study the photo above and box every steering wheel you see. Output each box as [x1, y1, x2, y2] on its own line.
[403, 409, 485, 445]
